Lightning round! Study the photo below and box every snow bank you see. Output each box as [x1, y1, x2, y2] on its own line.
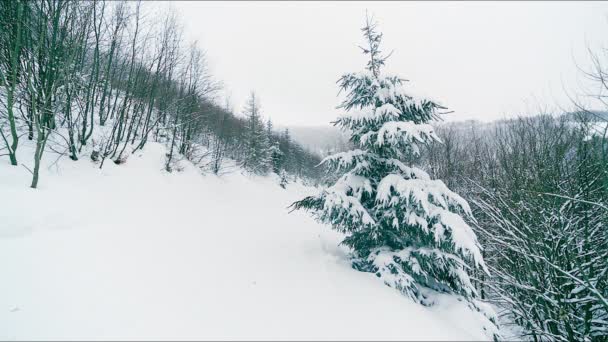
[0, 143, 495, 340]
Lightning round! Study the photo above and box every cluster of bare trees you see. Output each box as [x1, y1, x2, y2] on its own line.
[0, 0, 321, 188]
[422, 112, 607, 340]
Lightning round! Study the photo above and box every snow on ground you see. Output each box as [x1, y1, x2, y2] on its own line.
[0, 143, 495, 340]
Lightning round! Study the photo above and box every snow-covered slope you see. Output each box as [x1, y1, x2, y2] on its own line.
[0, 143, 495, 340]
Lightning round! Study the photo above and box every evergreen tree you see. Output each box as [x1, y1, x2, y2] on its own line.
[266, 119, 283, 174]
[279, 169, 289, 189]
[291, 17, 487, 305]
[242, 92, 271, 174]
[279, 128, 293, 172]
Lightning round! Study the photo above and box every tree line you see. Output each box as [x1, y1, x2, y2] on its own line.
[0, 0, 321, 188]
[422, 112, 608, 340]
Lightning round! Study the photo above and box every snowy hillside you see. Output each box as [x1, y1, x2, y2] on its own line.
[0, 143, 495, 340]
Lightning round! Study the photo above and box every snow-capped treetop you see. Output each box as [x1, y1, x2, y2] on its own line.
[337, 73, 442, 131]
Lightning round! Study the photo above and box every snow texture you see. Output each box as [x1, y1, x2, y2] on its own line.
[0, 142, 496, 340]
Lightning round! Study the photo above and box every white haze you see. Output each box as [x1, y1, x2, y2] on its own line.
[169, 1, 608, 126]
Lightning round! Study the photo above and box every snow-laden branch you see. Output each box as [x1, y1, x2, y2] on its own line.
[376, 121, 441, 147]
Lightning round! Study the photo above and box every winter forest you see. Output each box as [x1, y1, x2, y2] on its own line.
[1, 1, 607, 341]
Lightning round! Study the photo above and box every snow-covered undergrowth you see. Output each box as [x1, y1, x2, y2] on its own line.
[1, 143, 495, 340]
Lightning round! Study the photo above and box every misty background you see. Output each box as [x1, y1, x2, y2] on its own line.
[166, 1, 608, 129]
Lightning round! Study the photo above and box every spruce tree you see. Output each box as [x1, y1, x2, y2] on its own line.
[291, 17, 487, 304]
[280, 128, 293, 173]
[242, 92, 271, 175]
[266, 119, 284, 174]
[279, 170, 289, 189]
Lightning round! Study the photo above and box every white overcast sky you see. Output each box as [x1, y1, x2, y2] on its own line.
[167, 1, 608, 126]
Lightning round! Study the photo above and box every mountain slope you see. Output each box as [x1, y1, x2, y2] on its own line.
[0, 143, 495, 340]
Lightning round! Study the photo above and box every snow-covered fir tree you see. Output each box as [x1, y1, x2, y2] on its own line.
[266, 119, 284, 174]
[279, 128, 296, 175]
[242, 92, 271, 175]
[292, 17, 487, 305]
[279, 169, 289, 189]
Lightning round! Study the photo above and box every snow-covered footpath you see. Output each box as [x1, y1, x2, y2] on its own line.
[0, 143, 494, 340]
